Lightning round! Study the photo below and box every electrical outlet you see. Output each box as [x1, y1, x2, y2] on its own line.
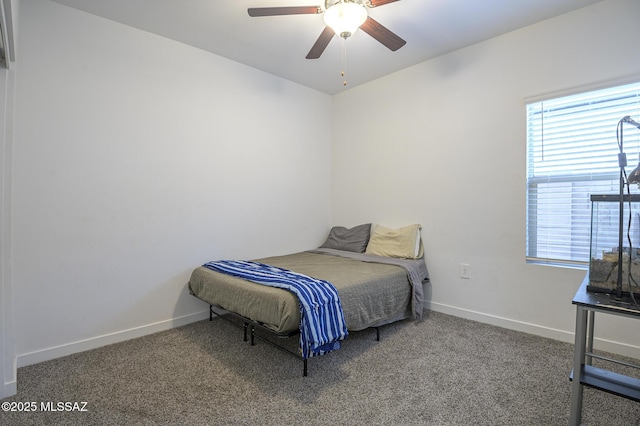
[460, 263, 470, 279]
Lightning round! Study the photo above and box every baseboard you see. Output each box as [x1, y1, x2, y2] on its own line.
[14, 304, 640, 369]
[429, 302, 640, 359]
[16, 310, 209, 368]
[589, 336, 640, 360]
[2, 379, 16, 398]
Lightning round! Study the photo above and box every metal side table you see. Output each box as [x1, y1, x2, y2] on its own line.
[569, 276, 640, 425]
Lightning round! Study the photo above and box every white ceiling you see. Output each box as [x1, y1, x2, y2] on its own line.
[50, 0, 602, 95]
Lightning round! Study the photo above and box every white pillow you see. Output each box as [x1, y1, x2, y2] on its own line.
[365, 224, 423, 259]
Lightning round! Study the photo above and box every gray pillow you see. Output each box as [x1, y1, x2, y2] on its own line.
[320, 224, 371, 253]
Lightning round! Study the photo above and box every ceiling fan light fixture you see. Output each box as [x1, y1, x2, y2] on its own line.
[324, 1, 368, 39]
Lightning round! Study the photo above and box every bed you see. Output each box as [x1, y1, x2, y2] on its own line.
[188, 223, 429, 376]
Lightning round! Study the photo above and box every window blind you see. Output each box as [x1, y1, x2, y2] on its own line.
[526, 82, 640, 264]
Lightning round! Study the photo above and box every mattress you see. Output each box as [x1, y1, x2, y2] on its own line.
[188, 250, 414, 333]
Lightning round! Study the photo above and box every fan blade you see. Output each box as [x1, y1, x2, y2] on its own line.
[369, 0, 401, 7]
[248, 6, 321, 17]
[306, 26, 335, 59]
[360, 17, 406, 51]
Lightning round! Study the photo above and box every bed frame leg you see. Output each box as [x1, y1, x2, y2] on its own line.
[209, 305, 213, 321]
[376, 327, 380, 341]
[250, 326, 256, 346]
[243, 323, 248, 342]
[303, 360, 308, 377]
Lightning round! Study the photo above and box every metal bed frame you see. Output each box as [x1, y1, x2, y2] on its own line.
[208, 304, 380, 377]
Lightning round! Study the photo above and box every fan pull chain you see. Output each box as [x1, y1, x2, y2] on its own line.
[341, 38, 347, 86]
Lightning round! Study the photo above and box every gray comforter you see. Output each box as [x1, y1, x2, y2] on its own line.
[188, 249, 429, 334]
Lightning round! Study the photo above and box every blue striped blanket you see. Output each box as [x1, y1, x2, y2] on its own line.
[202, 260, 349, 359]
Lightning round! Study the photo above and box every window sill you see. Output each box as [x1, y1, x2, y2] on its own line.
[526, 258, 588, 270]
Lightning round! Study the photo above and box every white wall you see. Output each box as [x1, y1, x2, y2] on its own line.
[11, 0, 332, 366]
[332, 0, 640, 358]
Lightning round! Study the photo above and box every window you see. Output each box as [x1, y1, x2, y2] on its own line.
[526, 82, 640, 265]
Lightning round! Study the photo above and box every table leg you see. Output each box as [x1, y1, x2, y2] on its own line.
[569, 305, 588, 426]
[586, 310, 595, 366]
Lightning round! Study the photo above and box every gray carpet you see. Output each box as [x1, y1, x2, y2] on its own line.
[1, 311, 639, 425]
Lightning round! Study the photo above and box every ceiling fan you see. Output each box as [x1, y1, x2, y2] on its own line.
[248, 0, 406, 59]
